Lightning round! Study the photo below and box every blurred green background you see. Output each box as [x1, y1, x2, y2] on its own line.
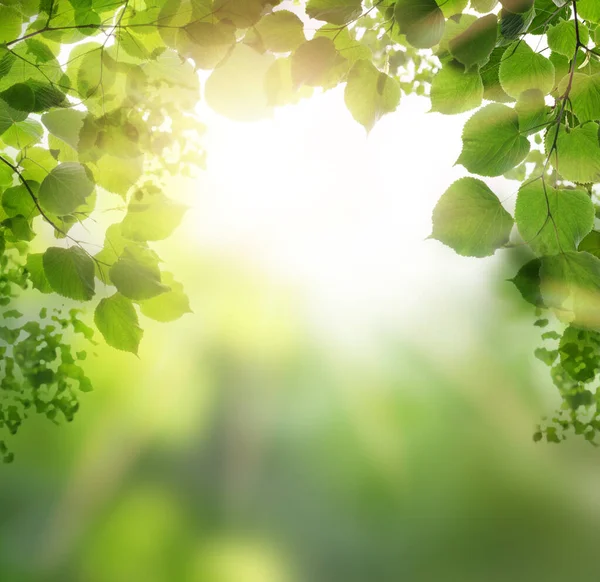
[3, 238, 600, 582]
[3, 93, 600, 581]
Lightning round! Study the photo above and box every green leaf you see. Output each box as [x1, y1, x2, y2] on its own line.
[0, 7, 23, 44]
[344, 60, 400, 131]
[0, 160, 13, 188]
[541, 251, 600, 330]
[291, 37, 344, 88]
[437, 14, 476, 56]
[0, 327, 20, 344]
[94, 293, 143, 354]
[265, 57, 313, 107]
[559, 326, 600, 383]
[394, 0, 445, 49]
[25, 253, 53, 294]
[511, 258, 544, 307]
[121, 189, 188, 241]
[556, 73, 600, 124]
[156, 0, 196, 50]
[13, 0, 40, 17]
[205, 44, 275, 121]
[181, 21, 235, 69]
[530, 0, 570, 35]
[504, 162, 527, 182]
[39, 163, 95, 216]
[431, 177, 514, 257]
[139, 273, 192, 322]
[515, 181, 594, 255]
[29, 82, 68, 112]
[0, 41, 60, 92]
[42, 109, 86, 150]
[430, 60, 483, 115]
[499, 5, 534, 41]
[499, 0, 533, 12]
[92, 155, 143, 198]
[93, 223, 129, 280]
[480, 47, 513, 103]
[0, 83, 35, 115]
[2, 181, 39, 218]
[0, 98, 28, 135]
[515, 89, 551, 135]
[577, 0, 600, 24]
[3, 310, 22, 319]
[535, 347, 558, 366]
[213, 0, 264, 27]
[437, 0, 469, 17]
[43, 246, 96, 301]
[449, 14, 497, 70]
[546, 123, 600, 184]
[499, 41, 555, 99]
[18, 147, 57, 183]
[471, 0, 498, 10]
[66, 43, 115, 100]
[253, 11, 306, 53]
[109, 247, 169, 301]
[306, 0, 362, 25]
[2, 119, 44, 149]
[547, 20, 589, 57]
[4, 215, 35, 242]
[315, 26, 371, 67]
[579, 231, 600, 258]
[457, 103, 530, 176]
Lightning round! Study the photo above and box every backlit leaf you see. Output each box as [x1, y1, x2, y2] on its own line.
[430, 61, 483, 115]
[306, 0, 363, 25]
[394, 0, 445, 49]
[457, 103, 530, 176]
[43, 246, 95, 301]
[449, 14, 497, 70]
[431, 177, 514, 257]
[515, 181, 594, 255]
[109, 247, 169, 301]
[39, 163, 95, 216]
[205, 44, 275, 121]
[95, 293, 143, 354]
[546, 123, 600, 184]
[541, 252, 600, 330]
[344, 60, 400, 131]
[139, 273, 191, 322]
[499, 41, 555, 99]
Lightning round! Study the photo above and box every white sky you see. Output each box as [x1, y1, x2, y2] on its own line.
[183, 88, 520, 351]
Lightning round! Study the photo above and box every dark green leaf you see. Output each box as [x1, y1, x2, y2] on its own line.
[43, 246, 96, 301]
[449, 14, 497, 70]
[39, 163, 95, 216]
[394, 0, 445, 49]
[109, 247, 169, 300]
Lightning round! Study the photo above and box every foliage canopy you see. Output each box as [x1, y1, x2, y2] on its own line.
[2, 0, 600, 456]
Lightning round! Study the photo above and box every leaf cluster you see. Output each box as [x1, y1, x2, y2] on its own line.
[0, 0, 442, 458]
[413, 0, 600, 442]
[6, 0, 600, 454]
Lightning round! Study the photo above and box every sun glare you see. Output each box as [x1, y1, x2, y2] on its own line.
[183, 88, 506, 349]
